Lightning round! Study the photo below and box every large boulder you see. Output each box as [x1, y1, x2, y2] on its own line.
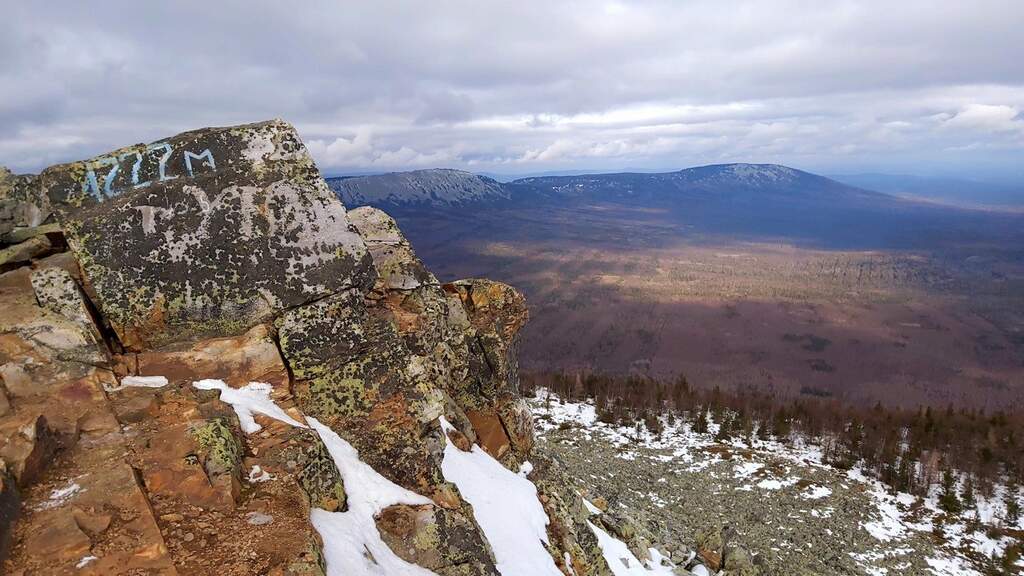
[38, 119, 375, 350]
[0, 168, 50, 243]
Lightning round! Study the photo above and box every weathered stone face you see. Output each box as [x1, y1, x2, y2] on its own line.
[38, 120, 375, 350]
[0, 168, 50, 243]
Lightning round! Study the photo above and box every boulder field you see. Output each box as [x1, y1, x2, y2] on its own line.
[0, 120, 611, 575]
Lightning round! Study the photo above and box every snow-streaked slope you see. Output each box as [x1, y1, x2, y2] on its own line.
[307, 417, 438, 576]
[578, 495, 676, 576]
[439, 417, 562, 576]
[587, 520, 675, 576]
[195, 379, 438, 575]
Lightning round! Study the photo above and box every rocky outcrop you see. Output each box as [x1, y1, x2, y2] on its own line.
[0, 120, 608, 575]
[38, 120, 374, 350]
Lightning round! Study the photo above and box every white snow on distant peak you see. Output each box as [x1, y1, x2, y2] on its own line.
[307, 417, 438, 576]
[192, 379, 305, 433]
[587, 520, 675, 576]
[439, 417, 562, 576]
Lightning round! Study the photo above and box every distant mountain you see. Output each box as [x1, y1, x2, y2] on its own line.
[829, 173, 1024, 208]
[328, 169, 508, 207]
[330, 163, 894, 210]
[507, 163, 891, 206]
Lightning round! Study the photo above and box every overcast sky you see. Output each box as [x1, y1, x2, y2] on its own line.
[3, 1, 1023, 181]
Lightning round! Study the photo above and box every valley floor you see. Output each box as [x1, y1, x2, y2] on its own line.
[529, 390, 1024, 576]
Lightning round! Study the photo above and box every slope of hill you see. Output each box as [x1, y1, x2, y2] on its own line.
[328, 168, 508, 207]
[508, 163, 892, 206]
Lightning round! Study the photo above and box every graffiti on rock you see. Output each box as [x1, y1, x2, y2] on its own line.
[81, 142, 216, 201]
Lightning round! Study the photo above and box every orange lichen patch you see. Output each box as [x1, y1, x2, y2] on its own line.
[466, 409, 511, 461]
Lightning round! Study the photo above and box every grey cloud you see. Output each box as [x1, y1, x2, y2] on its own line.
[1, 0, 1023, 183]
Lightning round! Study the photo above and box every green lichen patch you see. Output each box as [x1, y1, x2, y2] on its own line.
[189, 417, 242, 478]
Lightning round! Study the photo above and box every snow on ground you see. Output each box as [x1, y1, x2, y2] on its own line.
[192, 379, 306, 433]
[200, 378, 438, 575]
[247, 464, 274, 483]
[105, 375, 169, 391]
[120, 375, 168, 388]
[733, 461, 762, 479]
[531, 389, 1023, 576]
[587, 520, 676, 576]
[308, 417, 438, 576]
[801, 485, 832, 500]
[581, 498, 676, 576]
[34, 480, 83, 510]
[439, 417, 562, 576]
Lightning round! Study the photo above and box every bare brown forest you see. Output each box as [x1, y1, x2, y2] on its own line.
[395, 201, 1024, 412]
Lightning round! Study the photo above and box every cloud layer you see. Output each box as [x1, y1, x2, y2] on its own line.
[2, 1, 1023, 180]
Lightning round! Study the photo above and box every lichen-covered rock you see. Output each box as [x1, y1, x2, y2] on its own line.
[723, 544, 758, 576]
[0, 168, 50, 243]
[0, 265, 112, 435]
[292, 429, 347, 512]
[190, 417, 243, 479]
[528, 454, 611, 576]
[694, 525, 724, 571]
[38, 119, 375, 350]
[0, 235, 52, 270]
[442, 279, 533, 465]
[349, 206, 438, 291]
[0, 414, 56, 487]
[376, 503, 499, 576]
[1, 120, 613, 576]
[29, 267, 102, 345]
[277, 288, 449, 496]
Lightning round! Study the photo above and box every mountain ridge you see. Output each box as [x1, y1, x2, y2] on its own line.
[329, 163, 897, 210]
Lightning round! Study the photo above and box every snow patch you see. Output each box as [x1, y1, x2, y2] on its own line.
[587, 520, 675, 576]
[439, 417, 561, 576]
[121, 375, 168, 388]
[105, 375, 169, 391]
[247, 465, 274, 483]
[802, 485, 832, 500]
[582, 496, 603, 516]
[35, 481, 82, 510]
[192, 379, 305, 433]
[308, 417, 436, 576]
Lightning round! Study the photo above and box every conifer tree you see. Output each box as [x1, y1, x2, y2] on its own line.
[939, 469, 962, 515]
